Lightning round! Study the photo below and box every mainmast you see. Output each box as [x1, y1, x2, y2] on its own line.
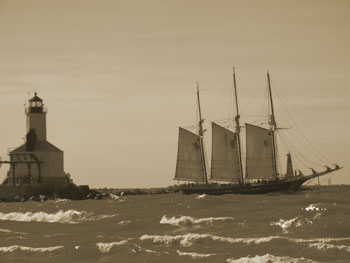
[233, 67, 244, 183]
[267, 71, 278, 179]
[196, 82, 208, 183]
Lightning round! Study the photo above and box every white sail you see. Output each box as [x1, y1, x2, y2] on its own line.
[211, 122, 241, 182]
[174, 127, 205, 182]
[245, 123, 274, 179]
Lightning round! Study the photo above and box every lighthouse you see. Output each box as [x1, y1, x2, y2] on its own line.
[7, 93, 66, 185]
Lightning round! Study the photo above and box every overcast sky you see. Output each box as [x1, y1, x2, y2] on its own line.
[0, 0, 349, 188]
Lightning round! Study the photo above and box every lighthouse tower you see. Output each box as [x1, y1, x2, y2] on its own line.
[7, 93, 66, 185]
[26, 92, 47, 141]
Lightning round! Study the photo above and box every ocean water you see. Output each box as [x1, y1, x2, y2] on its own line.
[0, 186, 349, 263]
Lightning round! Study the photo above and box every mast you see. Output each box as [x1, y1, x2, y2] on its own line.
[196, 82, 208, 183]
[233, 67, 244, 183]
[267, 71, 278, 179]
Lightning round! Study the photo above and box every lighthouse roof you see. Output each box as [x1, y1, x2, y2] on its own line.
[29, 92, 43, 102]
[10, 140, 63, 153]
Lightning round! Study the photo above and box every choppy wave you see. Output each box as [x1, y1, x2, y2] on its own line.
[308, 241, 350, 253]
[196, 194, 206, 199]
[118, 220, 131, 225]
[177, 250, 215, 258]
[303, 204, 326, 212]
[132, 244, 157, 254]
[270, 217, 298, 233]
[140, 233, 278, 247]
[96, 240, 128, 253]
[0, 210, 85, 224]
[0, 228, 27, 235]
[0, 210, 118, 224]
[160, 215, 234, 227]
[270, 217, 314, 233]
[87, 213, 119, 221]
[0, 245, 64, 253]
[227, 254, 317, 263]
[140, 233, 350, 251]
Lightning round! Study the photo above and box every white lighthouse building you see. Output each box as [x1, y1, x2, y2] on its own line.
[7, 93, 66, 185]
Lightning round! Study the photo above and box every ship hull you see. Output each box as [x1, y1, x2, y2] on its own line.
[176, 168, 340, 195]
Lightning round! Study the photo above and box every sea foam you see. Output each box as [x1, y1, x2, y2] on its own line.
[0, 245, 64, 253]
[308, 241, 350, 253]
[270, 217, 298, 233]
[0, 228, 27, 235]
[227, 254, 316, 263]
[0, 210, 85, 224]
[303, 204, 326, 212]
[160, 215, 234, 226]
[140, 233, 278, 247]
[96, 240, 128, 253]
[177, 250, 215, 258]
[0, 210, 118, 224]
[196, 194, 206, 199]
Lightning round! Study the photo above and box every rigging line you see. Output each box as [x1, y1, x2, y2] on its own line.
[281, 135, 307, 168]
[270, 84, 329, 165]
[270, 79, 335, 164]
[277, 131, 311, 172]
[276, 132, 288, 172]
[280, 131, 324, 167]
[272, 90, 331, 164]
[205, 77, 231, 116]
[199, 77, 229, 92]
[280, 128, 324, 166]
[262, 81, 269, 125]
[238, 76, 266, 116]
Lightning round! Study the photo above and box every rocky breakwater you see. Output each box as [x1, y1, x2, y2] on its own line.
[0, 183, 109, 202]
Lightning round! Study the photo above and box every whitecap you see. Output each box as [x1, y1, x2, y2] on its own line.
[177, 250, 215, 258]
[308, 242, 350, 253]
[0, 210, 119, 224]
[160, 215, 234, 227]
[270, 217, 298, 233]
[52, 198, 68, 203]
[196, 194, 206, 199]
[303, 204, 326, 212]
[118, 220, 131, 225]
[227, 253, 316, 263]
[0, 245, 64, 253]
[140, 233, 279, 247]
[133, 244, 157, 254]
[0, 210, 85, 224]
[109, 194, 119, 199]
[87, 213, 119, 221]
[0, 228, 27, 235]
[96, 240, 128, 253]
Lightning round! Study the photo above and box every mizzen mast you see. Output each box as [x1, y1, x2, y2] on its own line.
[196, 82, 208, 183]
[233, 67, 244, 183]
[267, 71, 278, 179]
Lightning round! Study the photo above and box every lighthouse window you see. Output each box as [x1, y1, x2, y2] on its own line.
[31, 102, 36, 107]
[37, 102, 42, 107]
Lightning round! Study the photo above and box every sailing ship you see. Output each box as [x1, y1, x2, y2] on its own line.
[174, 69, 341, 195]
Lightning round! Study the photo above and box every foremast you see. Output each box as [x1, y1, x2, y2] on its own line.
[196, 82, 208, 183]
[233, 67, 244, 183]
[267, 71, 278, 180]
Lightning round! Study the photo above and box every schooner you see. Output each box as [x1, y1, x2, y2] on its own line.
[174, 69, 341, 195]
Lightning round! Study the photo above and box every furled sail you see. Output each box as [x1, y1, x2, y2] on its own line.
[285, 152, 294, 178]
[174, 127, 205, 182]
[211, 122, 241, 182]
[245, 123, 274, 179]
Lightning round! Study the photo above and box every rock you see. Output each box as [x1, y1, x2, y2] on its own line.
[28, 196, 41, 201]
[39, 195, 47, 202]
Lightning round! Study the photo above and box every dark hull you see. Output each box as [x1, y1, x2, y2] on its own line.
[177, 167, 341, 195]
